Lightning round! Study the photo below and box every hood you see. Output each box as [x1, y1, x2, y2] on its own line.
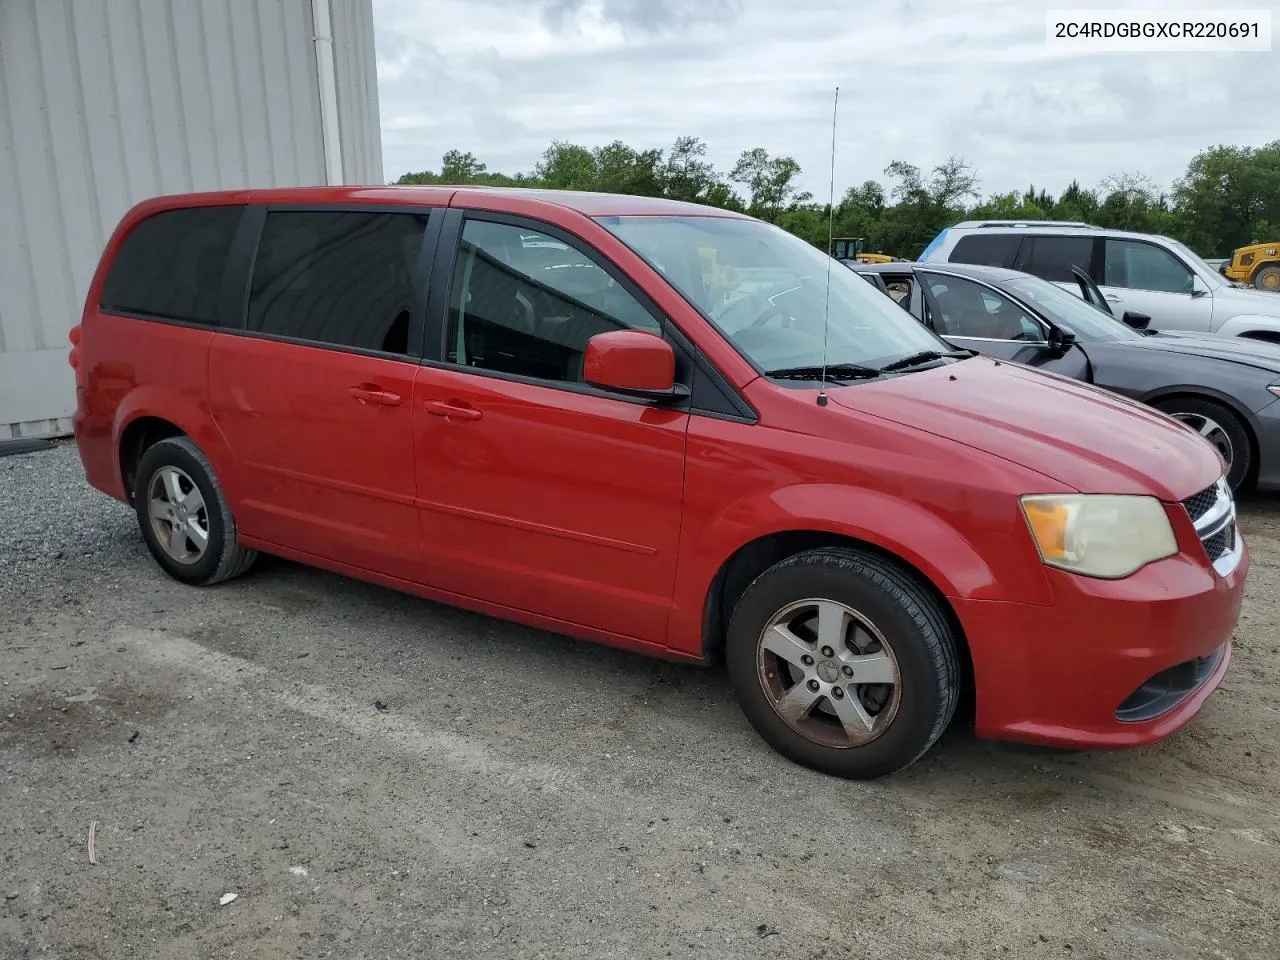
[1216, 285, 1280, 312]
[832, 357, 1222, 501]
[1125, 331, 1280, 375]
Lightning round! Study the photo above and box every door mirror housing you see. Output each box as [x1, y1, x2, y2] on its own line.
[1121, 310, 1151, 329]
[1046, 323, 1077, 358]
[583, 330, 688, 403]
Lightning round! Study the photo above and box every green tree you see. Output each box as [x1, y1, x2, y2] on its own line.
[1173, 141, 1280, 255]
[594, 140, 664, 197]
[730, 148, 805, 223]
[879, 156, 979, 256]
[660, 136, 719, 203]
[535, 141, 599, 190]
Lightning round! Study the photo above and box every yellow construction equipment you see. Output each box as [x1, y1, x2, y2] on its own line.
[830, 238, 898, 263]
[1222, 241, 1280, 291]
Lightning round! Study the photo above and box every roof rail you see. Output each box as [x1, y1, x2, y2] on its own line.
[952, 219, 1100, 230]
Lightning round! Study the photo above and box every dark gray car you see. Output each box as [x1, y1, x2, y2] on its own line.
[845, 260, 1280, 492]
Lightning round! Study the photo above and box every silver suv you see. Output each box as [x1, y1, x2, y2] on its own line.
[918, 221, 1280, 342]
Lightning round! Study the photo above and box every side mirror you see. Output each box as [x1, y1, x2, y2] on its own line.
[1121, 311, 1151, 329]
[583, 330, 688, 404]
[1047, 324, 1077, 358]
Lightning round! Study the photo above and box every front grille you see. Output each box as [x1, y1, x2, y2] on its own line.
[1182, 484, 1218, 524]
[1181, 478, 1240, 574]
[1201, 524, 1236, 564]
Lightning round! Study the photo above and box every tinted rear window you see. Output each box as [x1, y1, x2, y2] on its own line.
[949, 234, 1021, 268]
[246, 210, 430, 355]
[1020, 236, 1094, 283]
[100, 206, 243, 324]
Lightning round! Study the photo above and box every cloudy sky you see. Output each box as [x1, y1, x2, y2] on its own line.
[371, 0, 1275, 201]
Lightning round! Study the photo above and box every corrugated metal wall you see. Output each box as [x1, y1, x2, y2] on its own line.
[0, 0, 383, 440]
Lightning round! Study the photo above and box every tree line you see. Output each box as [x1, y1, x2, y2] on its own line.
[396, 137, 1280, 260]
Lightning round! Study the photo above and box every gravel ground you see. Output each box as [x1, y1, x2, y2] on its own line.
[2, 444, 1279, 959]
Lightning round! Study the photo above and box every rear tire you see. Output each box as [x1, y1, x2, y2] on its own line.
[1153, 397, 1252, 492]
[1252, 264, 1280, 292]
[725, 547, 960, 780]
[133, 437, 257, 585]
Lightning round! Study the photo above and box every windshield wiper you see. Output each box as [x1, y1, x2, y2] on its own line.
[764, 363, 883, 382]
[877, 349, 973, 372]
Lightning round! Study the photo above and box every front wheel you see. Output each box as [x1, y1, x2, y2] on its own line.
[725, 547, 961, 780]
[1153, 397, 1252, 492]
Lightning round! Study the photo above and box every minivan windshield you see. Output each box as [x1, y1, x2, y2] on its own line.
[998, 276, 1143, 342]
[595, 215, 955, 378]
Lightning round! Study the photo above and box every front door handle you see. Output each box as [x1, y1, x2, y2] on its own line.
[423, 399, 482, 421]
[349, 384, 402, 406]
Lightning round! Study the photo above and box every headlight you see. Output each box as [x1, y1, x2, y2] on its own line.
[1020, 494, 1177, 579]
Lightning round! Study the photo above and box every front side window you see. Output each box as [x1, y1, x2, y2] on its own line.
[101, 206, 243, 325]
[596, 215, 949, 376]
[998, 276, 1140, 342]
[446, 220, 661, 383]
[247, 210, 430, 355]
[1103, 239, 1194, 294]
[921, 274, 1043, 341]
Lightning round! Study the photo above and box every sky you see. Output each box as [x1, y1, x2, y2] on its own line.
[370, 0, 1277, 202]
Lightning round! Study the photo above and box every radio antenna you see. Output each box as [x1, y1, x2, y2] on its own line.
[817, 84, 839, 407]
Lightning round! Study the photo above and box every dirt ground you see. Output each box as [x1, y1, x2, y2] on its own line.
[2, 444, 1278, 959]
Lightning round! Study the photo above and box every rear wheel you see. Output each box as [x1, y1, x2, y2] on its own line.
[1153, 397, 1252, 491]
[725, 547, 961, 780]
[133, 437, 257, 585]
[1252, 264, 1280, 292]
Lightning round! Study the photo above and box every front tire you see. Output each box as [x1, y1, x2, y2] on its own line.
[725, 547, 961, 780]
[1153, 397, 1252, 492]
[133, 436, 258, 585]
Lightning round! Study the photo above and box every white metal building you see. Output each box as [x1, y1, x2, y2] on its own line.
[0, 0, 382, 440]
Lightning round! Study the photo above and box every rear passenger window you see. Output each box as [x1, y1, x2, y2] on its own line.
[949, 234, 1021, 268]
[247, 210, 430, 355]
[100, 206, 242, 325]
[446, 220, 661, 383]
[1020, 236, 1093, 283]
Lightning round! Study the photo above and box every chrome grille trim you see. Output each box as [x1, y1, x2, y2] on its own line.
[1183, 477, 1242, 577]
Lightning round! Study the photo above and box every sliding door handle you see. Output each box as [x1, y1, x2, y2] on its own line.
[423, 400, 482, 421]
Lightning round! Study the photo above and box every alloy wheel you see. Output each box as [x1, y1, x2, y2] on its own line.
[1169, 412, 1234, 473]
[147, 465, 210, 565]
[756, 598, 901, 749]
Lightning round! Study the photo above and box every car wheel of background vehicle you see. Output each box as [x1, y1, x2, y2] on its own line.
[725, 547, 960, 780]
[133, 436, 258, 586]
[1154, 398, 1252, 492]
[1253, 265, 1280, 292]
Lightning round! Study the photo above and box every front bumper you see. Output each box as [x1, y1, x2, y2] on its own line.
[954, 542, 1247, 749]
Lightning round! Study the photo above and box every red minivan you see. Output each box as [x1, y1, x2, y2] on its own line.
[70, 187, 1247, 778]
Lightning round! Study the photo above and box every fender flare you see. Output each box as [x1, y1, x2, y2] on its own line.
[112, 387, 242, 502]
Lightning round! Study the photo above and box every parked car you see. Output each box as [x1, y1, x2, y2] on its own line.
[70, 188, 1246, 780]
[918, 220, 1280, 341]
[844, 260, 1280, 492]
